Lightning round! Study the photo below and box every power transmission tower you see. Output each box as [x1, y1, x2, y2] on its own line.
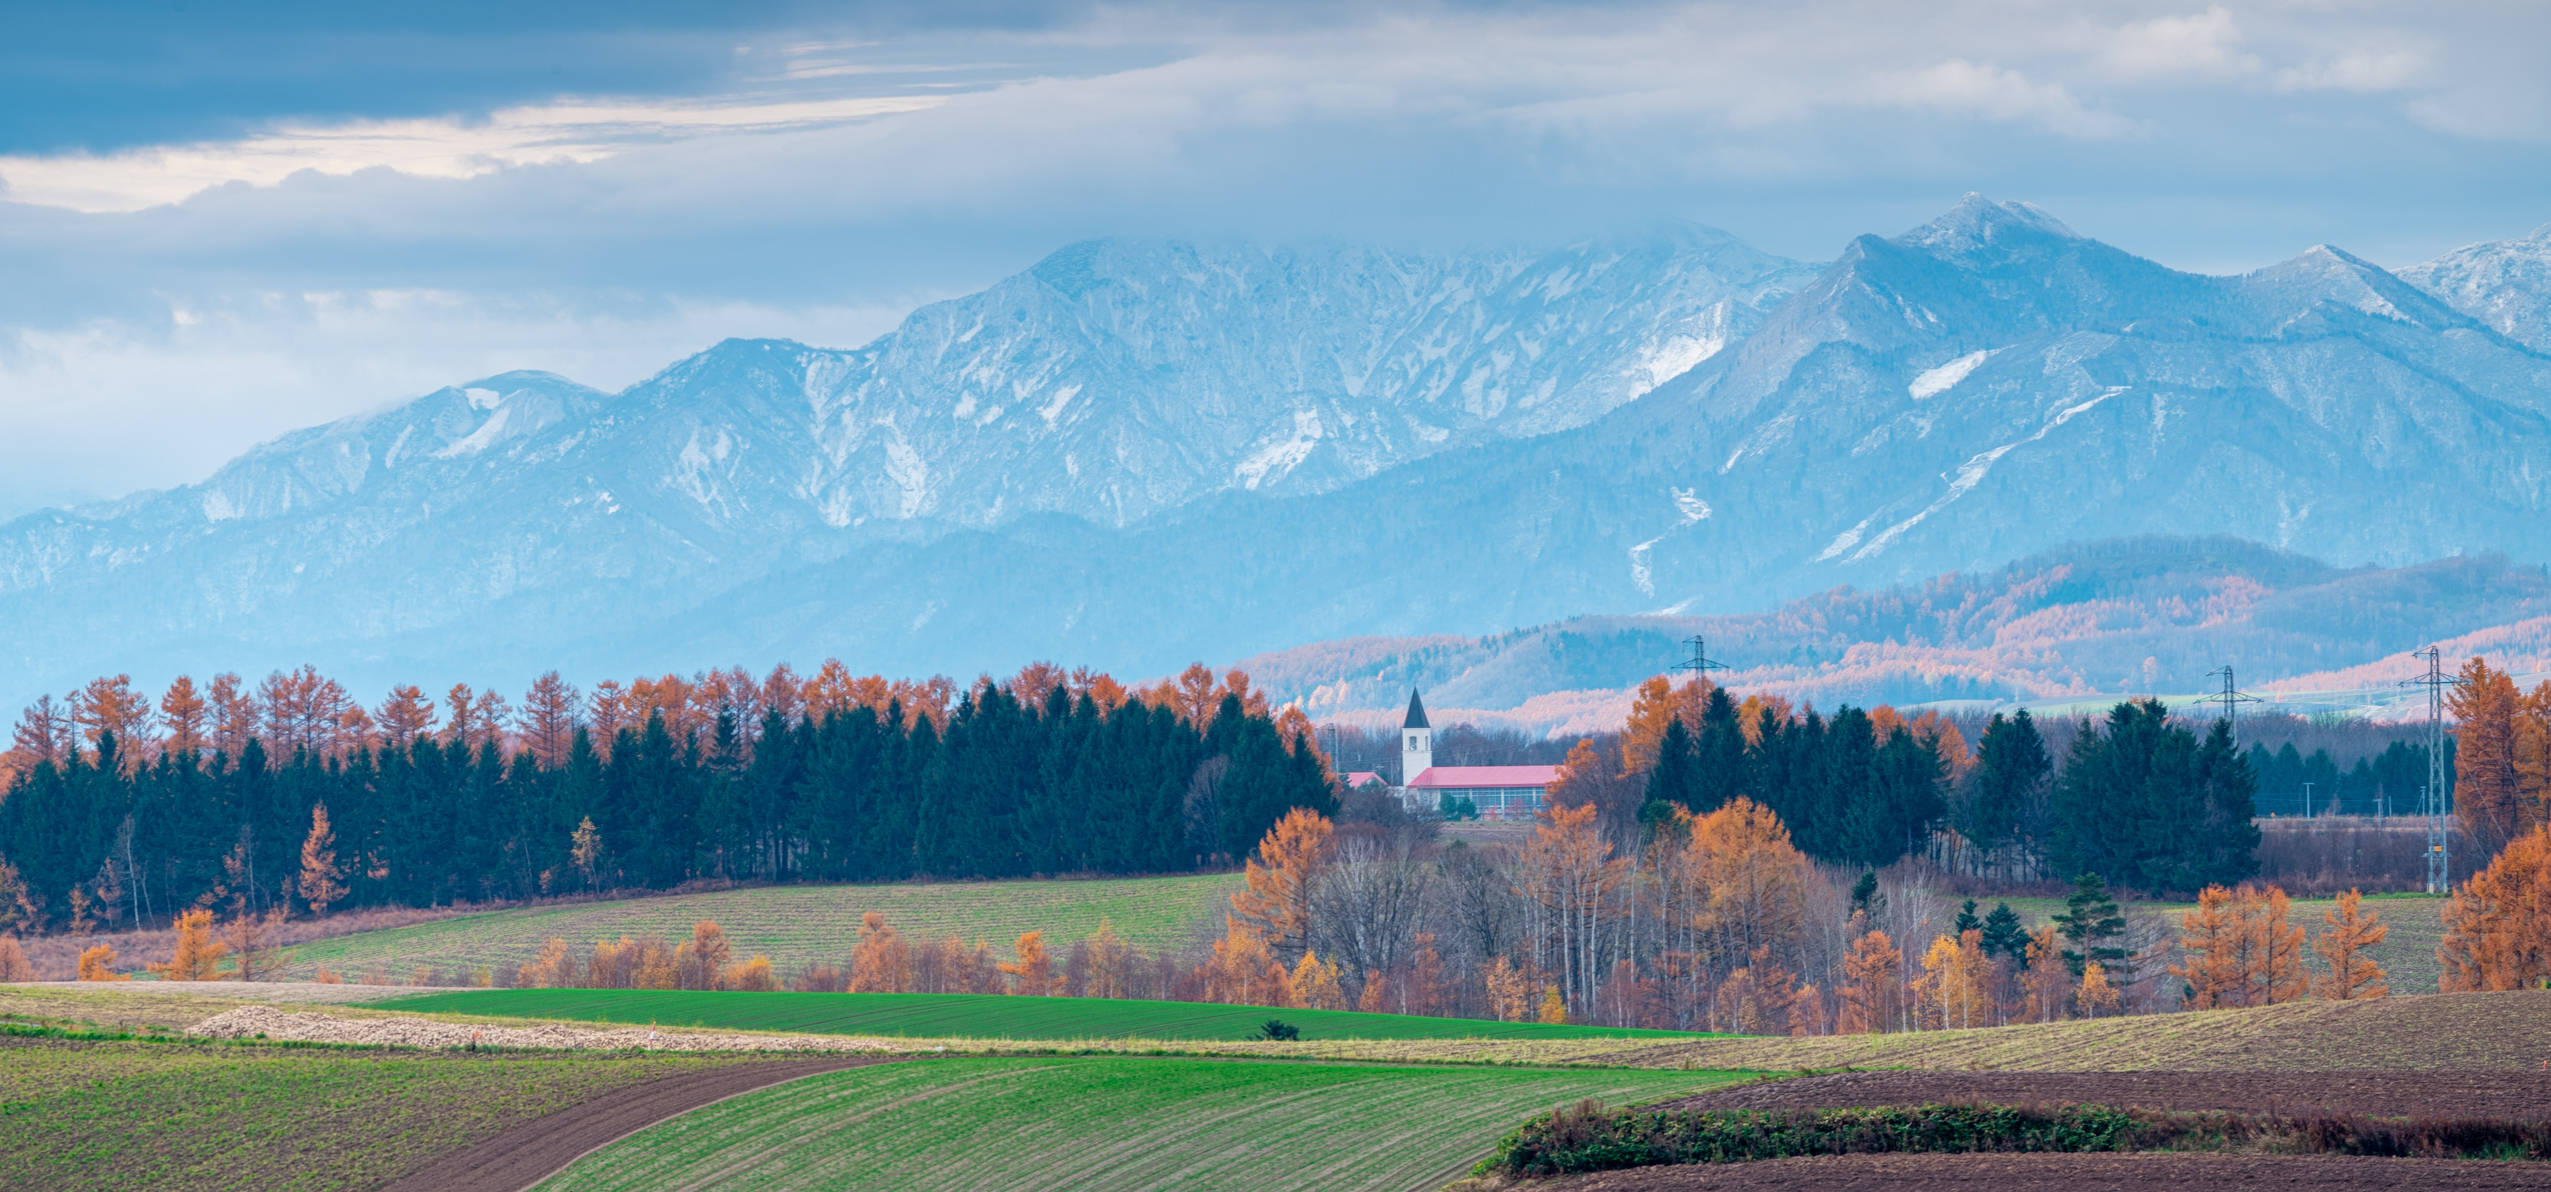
[2199, 666, 2261, 753]
[2400, 647, 2461, 894]
[1672, 635, 1727, 682]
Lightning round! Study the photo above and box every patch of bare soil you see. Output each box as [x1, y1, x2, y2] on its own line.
[1666, 1070, 2551, 1121]
[186, 1005, 904, 1053]
[1512, 1152, 2551, 1190]
[377, 1056, 909, 1192]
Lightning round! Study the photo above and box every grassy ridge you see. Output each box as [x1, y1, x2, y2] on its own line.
[533, 1055, 1755, 1192]
[287, 874, 1241, 980]
[1595, 990, 2551, 1073]
[0, 1037, 752, 1192]
[370, 988, 1703, 1041]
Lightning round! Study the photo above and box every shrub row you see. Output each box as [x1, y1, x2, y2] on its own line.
[1485, 1100, 2551, 1175]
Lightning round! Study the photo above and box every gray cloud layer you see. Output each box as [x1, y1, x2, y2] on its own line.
[2, 0, 2546, 515]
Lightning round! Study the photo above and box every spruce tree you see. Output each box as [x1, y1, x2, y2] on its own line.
[1959, 710, 2048, 859]
[1643, 717, 1700, 811]
[1980, 902, 2028, 962]
[2053, 872, 2128, 978]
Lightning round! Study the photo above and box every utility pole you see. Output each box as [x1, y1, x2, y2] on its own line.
[2400, 647, 2460, 894]
[2199, 666, 2260, 754]
[1673, 635, 1727, 682]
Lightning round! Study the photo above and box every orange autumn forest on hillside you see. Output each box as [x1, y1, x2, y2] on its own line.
[10, 658, 2549, 1033]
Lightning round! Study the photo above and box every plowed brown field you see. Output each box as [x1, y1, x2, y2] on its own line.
[1519, 1153, 2551, 1190]
[1664, 1069, 2551, 1120]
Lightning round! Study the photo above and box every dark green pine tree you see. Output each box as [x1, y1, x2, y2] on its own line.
[2052, 872, 2128, 978]
[1958, 710, 2048, 860]
[1841, 719, 1944, 869]
[1691, 687, 1748, 813]
[1954, 898, 1981, 936]
[1642, 716, 1701, 812]
[2191, 718, 2261, 888]
[1979, 903, 2029, 963]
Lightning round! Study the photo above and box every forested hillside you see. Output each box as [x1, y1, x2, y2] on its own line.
[0, 664, 1331, 932]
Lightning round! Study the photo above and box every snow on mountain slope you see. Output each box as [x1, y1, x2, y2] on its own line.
[0, 228, 1815, 702]
[633, 198, 2551, 687]
[2403, 224, 2551, 353]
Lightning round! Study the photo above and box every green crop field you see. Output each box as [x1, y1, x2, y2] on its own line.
[534, 1055, 1755, 1192]
[370, 988, 1702, 1041]
[0, 1035, 753, 1192]
[288, 874, 1242, 981]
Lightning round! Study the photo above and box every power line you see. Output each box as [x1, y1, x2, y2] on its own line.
[2399, 646, 2461, 894]
[2198, 665, 2261, 753]
[1672, 635, 1727, 682]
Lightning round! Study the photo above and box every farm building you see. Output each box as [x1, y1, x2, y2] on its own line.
[1392, 690, 1558, 819]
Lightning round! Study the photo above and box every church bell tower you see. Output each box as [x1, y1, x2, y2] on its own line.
[1400, 689, 1433, 785]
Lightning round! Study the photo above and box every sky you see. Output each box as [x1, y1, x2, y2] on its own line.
[2, 0, 2546, 516]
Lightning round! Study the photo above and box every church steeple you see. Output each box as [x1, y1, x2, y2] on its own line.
[1399, 689, 1433, 785]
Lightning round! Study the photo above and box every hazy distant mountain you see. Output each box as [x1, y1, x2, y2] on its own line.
[0, 229, 1815, 702]
[2402, 223, 2551, 353]
[4, 199, 2550, 717]
[1228, 537, 2551, 730]
[664, 197, 2551, 687]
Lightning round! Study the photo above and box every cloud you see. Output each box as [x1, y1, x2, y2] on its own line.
[0, 289, 920, 507]
[2273, 49, 2427, 94]
[0, 91, 947, 213]
[2099, 5, 2260, 80]
[1872, 60, 2133, 139]
[3, 0, 2550, 514]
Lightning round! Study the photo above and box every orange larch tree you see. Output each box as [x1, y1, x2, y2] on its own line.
[1002, 931, 1055, 996]
[2076, 959, 2122, 1018]
[2451, 658, 2530, 856]
[848, 912, 912, 992]
[2170, 884, 2244, 1009]
[2440, 822, 2551, 991]
[1201, 919, 1292, 1007]
[297, 803, 346, 917]
[1226, 808, 1335, 963]
[150, 908, 226, 981]
[2236, 885, 2310, 1006]
[1837, 929, 1903, 1034]
[2313, 888, 2388, 1000]
[2020, 925, 2069, 1022]
[1080, 919, 1135, 999]
[78, 942, 129, 981]
[159, 676, 207, 758]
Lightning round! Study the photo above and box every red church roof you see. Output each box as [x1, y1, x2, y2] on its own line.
[1405, 765, 1561, 789]
[1342, 771, 1387, 789]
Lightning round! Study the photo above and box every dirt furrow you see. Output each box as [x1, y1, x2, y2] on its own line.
[374, 1056, 905, 1192]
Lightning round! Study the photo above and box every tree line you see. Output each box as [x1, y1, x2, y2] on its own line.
[1580, 678, 2262, 896]
[0, 663, 1336, 935]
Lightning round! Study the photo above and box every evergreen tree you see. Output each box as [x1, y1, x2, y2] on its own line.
[1959, 710, 2048, 858]
[1980, 902, 2029, 962]
[2052, 873, 2128, 978]
[1642, 717, 1700, 810]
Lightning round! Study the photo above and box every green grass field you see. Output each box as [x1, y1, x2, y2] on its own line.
[287, 874, 1242, 981]
[0, 1036, 753, 1192]
[368, 988, 1702, 1041]
[534, 1055, 1755, 1192]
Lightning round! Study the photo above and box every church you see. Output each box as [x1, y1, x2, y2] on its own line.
[1380, 690, 1560, 820]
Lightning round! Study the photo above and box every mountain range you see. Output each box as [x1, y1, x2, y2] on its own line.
[1233, 537, 2551, 736]
[5, 197, 2549, 719]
